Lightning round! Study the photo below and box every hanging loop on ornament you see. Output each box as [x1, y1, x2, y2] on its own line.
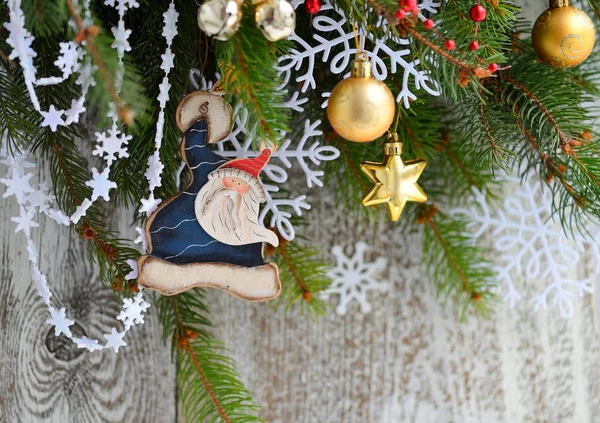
[549, 0, 569, 7]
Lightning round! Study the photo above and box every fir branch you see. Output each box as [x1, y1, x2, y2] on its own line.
[214, 3, 290, 146]
[416, 204, 496, 319]
[160, 292, 263, 423]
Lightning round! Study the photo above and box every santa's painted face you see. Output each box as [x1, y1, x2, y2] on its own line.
[195, 174, 279, 247]
[222, 176, 250, 194]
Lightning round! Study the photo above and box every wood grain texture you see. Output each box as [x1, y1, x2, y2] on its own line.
[0, 166, 177, 423]
[204, 187, 600, 423]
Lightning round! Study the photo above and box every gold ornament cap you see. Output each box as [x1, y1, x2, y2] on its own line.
[351, 57, 372, 78]
[384, 134, 402, 155]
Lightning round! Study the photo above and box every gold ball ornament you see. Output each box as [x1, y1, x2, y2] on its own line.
[254, 0, 295, 42]
[532, 0, 596, 68]
[327, 57, 396, 143]
[198, 0, 242, 41]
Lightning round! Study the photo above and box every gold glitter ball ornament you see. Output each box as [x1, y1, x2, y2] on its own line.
[532, 0, 595, 68]
[327, 57, 396, 143]
[254, 0, 296, 42]
[198, 0, 242, 41]
[360, 135, 427, 221]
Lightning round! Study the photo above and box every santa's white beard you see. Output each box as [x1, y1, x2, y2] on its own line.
[195, 179, 279, 247]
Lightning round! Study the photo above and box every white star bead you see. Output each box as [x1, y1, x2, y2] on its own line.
[160, 49, 175, 73]
[103, 328, 127, 353]
[134, 226, 149, 251]
[40, 105, 65, 132]
[46, 307, 74, 337]
[85, 167, 117, 202]
[139, 194, 161, 216]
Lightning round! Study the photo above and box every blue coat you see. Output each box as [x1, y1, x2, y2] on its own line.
[146, 119, 266, 267]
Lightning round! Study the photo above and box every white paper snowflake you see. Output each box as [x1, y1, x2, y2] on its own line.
[117, 291, 150, 330]
[93, 123, 131, 165]
[54, 41, 81, 77]
[325, 241, 390, 315]
[11, 206, 39, 236]
[280, 0, 440, 109]
[190, 70, 340, 241]
[451, 171, 598, 318]
[0, 168, 34, 203]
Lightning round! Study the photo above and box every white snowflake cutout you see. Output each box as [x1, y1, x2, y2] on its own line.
[74, 336, 102, 352]
[117, 291, 150, 330]
[0, 167, 34, 203]
[11, 206, 39, 237]
[93, 123, 131, 165]
[54, 41, 81, 77]
[103, 328, 127, 352]
[326, 241, 390, 315]
[40, 105, 65, 132]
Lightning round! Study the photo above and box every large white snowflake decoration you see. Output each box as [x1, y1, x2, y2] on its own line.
[280, 0, 440, 110]
[325, 241, 390, 315]
[452, 172, 599, 318]
[190, 72, 340, 241]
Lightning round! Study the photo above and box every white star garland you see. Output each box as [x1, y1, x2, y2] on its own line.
[0, 0, 179, 353]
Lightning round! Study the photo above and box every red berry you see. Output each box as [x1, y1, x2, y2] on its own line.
[411, 7, 420, 14]
[488, 63, 499, 72]
[469, 40, 479, 50]
[403, 0, 417, 10]
[395, 9, 406, 19]
[445, 40, 456, 50]
[470, 4, 487, 22]
[305, 0, 321, 14]
[424, 19, 434, 29]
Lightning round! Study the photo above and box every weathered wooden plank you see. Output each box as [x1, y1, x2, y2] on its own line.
[0, 165, 177, 423]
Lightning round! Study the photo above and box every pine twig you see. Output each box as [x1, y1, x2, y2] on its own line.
[64, 0, 132, 124]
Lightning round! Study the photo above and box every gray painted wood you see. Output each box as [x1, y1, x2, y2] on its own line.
[0, 165, 177, 423]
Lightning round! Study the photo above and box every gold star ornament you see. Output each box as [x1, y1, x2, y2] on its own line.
[360, 136, 427, 221]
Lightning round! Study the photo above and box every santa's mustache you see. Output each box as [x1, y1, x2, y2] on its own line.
[196, 180, 279, 247]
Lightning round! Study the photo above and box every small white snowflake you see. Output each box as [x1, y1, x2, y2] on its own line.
[11, 206, 39, 237]
[103, 327, 127, 352]
[93, 123, 131, 165]
[76, 62, 96, 87]
[74, 336, 102, 352]
[54, 41, 81, 77]
[0, 168, 34, 203]
[46, 306, 74, 337]
[25, 181, 54, 214]
[85, 167, 117, 202]
[117, 291, 150, 330]
[111, 20, 132, 56]
[326, 241, 390, 315]
[65, 98, 86, 125]
[0, 150, 35, 172]
[40, 105, 65, 132]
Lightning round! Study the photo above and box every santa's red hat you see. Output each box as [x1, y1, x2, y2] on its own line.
[208, 149, 271, 201]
